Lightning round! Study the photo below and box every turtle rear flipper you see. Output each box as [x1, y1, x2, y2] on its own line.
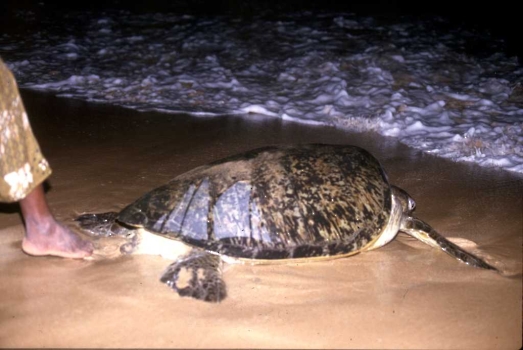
[161, 250, 227, 303]
[400, 216, 498, 272]
[75, 212, 130, 237]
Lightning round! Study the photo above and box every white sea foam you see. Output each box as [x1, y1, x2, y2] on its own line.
[1, 10, 522, 173]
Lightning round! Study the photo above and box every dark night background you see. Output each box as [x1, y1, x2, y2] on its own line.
[1, 0, 521, 64]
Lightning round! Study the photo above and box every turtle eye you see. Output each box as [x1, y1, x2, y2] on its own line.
[408, 197, 416, 212]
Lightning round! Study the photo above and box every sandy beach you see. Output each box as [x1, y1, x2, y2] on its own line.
[0, 89, 521, 348]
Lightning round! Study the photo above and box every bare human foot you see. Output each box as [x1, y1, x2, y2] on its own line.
[22, 219, 93, 258]
[19, 184, 93, 259]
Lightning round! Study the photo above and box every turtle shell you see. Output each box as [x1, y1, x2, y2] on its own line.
[118, 144, 392, 260]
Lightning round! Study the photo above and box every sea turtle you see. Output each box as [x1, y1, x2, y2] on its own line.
[76, 144, 497, 302]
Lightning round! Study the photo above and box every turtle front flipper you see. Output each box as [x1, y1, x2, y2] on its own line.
[160, 250, 227, 303]
[400, 216, 498, 272]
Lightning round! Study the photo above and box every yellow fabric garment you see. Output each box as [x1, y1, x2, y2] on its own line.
[0, 58, 52, 202]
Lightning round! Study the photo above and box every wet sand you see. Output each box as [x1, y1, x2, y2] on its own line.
[0, 90, 521, 349]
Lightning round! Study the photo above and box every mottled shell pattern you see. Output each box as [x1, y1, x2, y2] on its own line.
[118, 144, 392, 260]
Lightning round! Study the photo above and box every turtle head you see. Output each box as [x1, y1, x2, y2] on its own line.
[364, 185, 415, 251]
[391, 185, 416, 214]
